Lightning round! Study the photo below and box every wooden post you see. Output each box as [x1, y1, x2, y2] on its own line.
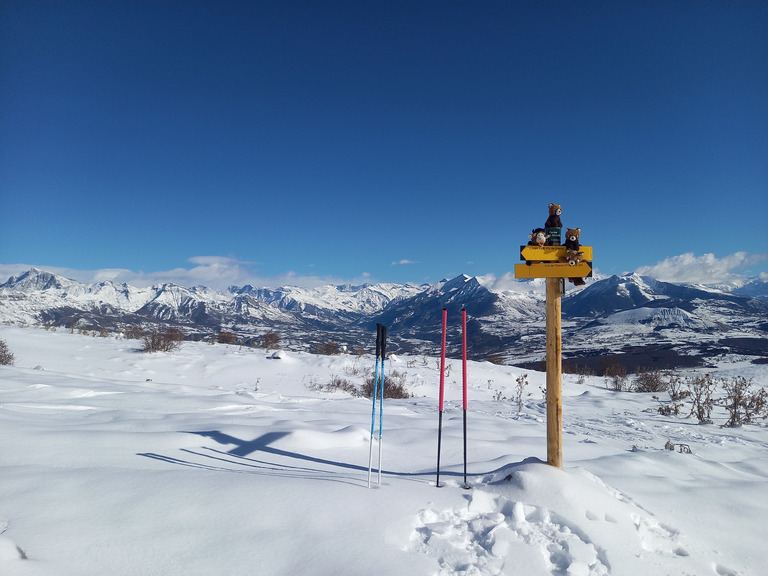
[545, 277, 563, 468]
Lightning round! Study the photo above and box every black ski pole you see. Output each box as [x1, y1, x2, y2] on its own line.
[377, 325, 387, 484]
[436, 308, 447, 487]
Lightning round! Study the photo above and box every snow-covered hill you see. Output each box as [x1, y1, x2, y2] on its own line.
[0, 326, 766, 575]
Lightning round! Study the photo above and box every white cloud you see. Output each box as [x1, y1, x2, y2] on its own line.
[634, 252, 767, 285]
[0, 257, 372, 290]
[391, 259, 417, 266]
[475, 272, 546, 294]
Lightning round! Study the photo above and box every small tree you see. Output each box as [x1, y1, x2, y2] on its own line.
[217, 330, 238, 345]
[261, 332, 280, 350]
[0, 340, 14, 365]
[142, 328, 184, 353]
[316, 340, 340, 355]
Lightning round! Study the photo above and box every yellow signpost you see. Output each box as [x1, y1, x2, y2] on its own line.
[519, 245, 593, 262]
[515, 242, 594, 468]
[514, 261, 593, 279]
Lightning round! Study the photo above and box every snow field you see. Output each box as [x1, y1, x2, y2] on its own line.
[1, 325, 766, 575]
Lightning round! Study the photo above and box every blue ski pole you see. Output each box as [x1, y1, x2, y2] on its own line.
[377, 325, 387, 484]
[368, 324, 382, 488]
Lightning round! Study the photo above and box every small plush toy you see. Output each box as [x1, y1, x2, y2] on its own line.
[528, 228, 549, 246]
[562, 227, 586, 285]
[545, 203, 562, 229]
[564, 228, 583, 260]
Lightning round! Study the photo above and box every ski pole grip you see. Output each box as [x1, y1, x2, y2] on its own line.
[380, 325, 387, 358]
[375, 324, 382, 358]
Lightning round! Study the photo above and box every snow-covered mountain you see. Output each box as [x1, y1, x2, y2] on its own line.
[1, 268, 766, 370]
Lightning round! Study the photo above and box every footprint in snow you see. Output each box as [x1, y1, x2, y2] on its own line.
[409, 491, 610, 576]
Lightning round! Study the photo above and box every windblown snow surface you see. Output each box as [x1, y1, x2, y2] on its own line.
[1, 326, 766, 576]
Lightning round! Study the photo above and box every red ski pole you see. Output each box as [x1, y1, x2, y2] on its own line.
[462, 308, 469, 489]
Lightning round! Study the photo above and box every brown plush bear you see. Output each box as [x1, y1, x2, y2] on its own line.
[562, 227, 586, 285]
[564, 228, 581, 255]
[545, 203, 562, 228]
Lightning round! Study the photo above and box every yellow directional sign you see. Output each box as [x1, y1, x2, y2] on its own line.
[514, 261, 593, 279]
[520, 245, 593, 262]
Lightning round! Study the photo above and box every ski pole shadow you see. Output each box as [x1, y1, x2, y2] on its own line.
[139, 429, 516, 486]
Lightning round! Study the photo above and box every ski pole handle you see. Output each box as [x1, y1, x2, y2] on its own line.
[439, 308, 447, 413]
[462, 309, 468, 411]
[380, 325, 387, 359]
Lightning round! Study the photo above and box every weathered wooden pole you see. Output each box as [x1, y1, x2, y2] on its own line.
[545, 277, 563, 468]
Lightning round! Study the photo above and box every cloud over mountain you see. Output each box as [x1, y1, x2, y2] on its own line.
[634, 252, 767, 284]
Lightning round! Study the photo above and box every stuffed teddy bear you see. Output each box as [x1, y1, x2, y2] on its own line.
[545, 203, 562, 229]
[562, 228, 586, 285]
[528, 228, 549, 247]
[564, 228, 582, 257]
[545, 203, 562, 245]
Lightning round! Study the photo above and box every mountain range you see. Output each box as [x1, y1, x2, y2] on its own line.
[2, 268, 767, 372]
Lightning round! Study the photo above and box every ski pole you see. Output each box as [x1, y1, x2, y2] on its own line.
[377, 325, 387, 484]
[368, 324, 382, 488]
[462, 308, 469, 489]
[436, 308, 447, 487]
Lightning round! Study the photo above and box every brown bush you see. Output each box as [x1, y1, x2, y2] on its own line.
[316, 340, 341, 355]
[362, 369, 411, 399]
[217, 330, 238, 345]
[142, 328, 184, 353]
[260, 332, 280, 350]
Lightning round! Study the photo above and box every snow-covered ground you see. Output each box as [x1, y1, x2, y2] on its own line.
[1, 326, 766, 576]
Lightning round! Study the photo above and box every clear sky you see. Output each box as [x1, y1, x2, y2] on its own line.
[1, 1, 767, 289]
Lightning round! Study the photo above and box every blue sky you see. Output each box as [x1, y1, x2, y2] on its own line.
[1, 1, 766, 289]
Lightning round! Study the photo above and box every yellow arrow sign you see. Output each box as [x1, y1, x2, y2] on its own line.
[520, 245, 593, 262]
[514, 261, 593, 279]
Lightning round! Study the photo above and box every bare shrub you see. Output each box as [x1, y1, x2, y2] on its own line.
[667, 373, 690, 402]
[260, 332, 280, 350]
[634, 368, 668, 393]
[325, 374, 362, 396]
[362, 368, 411, 399]
[316, 340, 341, 355]
[654, 395, 684, 416]
[606, 373, 630, 392]
[600, 358, 626, 378]
[515, 374, 530, 413]
[142, 328, 184, 353]
[601, 358, 629, 391]
[0, 339, 15, 365]
[722, 376, 767, 427]
[217, 330, 238, 345]
[687, 373, 717, 424]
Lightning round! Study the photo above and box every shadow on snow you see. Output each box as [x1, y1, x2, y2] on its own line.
[138, 429, 510, 488]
